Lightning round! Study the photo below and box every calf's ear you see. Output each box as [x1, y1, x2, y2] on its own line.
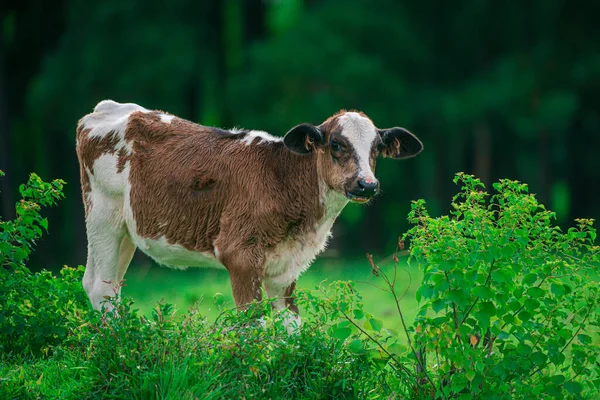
[377, 127, 423, 159]
[283, 123, 324, 154]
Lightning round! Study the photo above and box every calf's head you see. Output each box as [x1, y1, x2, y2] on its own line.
[283, 111, 423, 203]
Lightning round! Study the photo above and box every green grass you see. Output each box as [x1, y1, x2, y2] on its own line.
[123, 255, 422, 333]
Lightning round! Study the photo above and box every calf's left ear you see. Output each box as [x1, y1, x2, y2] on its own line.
[283, 123, 324, 155]
[377, 127, 423, 159]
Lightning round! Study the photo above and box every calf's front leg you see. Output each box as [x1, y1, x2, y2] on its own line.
[264, 278, 301, 333]
[219, 248, 264, 309]
[228, 269, 264, 309]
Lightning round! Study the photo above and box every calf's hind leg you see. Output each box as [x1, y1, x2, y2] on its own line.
[82, 199, 132, 310]
[116, 235, 136, 285]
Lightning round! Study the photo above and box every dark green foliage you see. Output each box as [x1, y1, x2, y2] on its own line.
[4, 0, 600, 266]
[0, 172, 90, 357]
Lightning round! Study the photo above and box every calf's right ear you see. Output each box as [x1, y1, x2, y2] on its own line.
[283, 123, 324, 154]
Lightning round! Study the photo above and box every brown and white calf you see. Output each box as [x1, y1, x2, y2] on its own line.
[76, 100, 423, 326]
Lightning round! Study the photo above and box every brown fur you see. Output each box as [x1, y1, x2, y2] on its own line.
[75, 126, 120, 216]
[122, 112, 328, 307]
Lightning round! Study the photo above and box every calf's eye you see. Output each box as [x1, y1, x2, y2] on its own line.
[331, 141, 342, 152]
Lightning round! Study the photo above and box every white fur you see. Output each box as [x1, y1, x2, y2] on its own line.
[160, 114, 175, 124]
[264, 184, 347, 288]
[81, 100, 148, 140]
[338, 112, 378, 182]
[82, 152, 130, 309]
[240, 130, 282, 146]
[134, 235, 218, 269]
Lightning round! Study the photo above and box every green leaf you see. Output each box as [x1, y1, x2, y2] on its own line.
[13, 248, 28, 262]
[517, 342, 531, 356]
[434, 279, 450, 292]
[466, 370, 475, 381]
[527, 287, 545, 299]
[416, 284, 434, 302]
[212, 293, 225, 306]
[491, 269, 510, 283]
[387, 342, 407, 356]
[524, 298, 540, 312]
[522, 273, 538, 285]
[432, 299, 445, 313]
[479, 301, 496, 316]
[530, 351, 547, 366]
[333, 326, 352, 341]
[353, 309, 364, 320]
[364, 318, 383, 332]
[518, 310, 532, 322]
[500, 243, 516, 259]
[472, 285, 494, 299]
[447, 289, 468, 307]
[577, 334, 592, 344]
[497, 331, 510, 340]
[550, 283, 565, 297]
[348, 339, 363, 353]
[564, 381, 583, 394]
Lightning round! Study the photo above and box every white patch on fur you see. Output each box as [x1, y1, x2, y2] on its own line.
[92, 153, 128, 195]
[264, 183, 348, 288]
[81, 100, 149, 140]
[240, 130, 282, 146]
[229, 127, 245, 134]
[338, 112, 378, 181]
[160, 114, 174, 124]
[83, 153, 130, 310]
[134, 235, 219, 270]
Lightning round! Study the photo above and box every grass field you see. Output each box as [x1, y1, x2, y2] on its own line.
[123, 254, 423, 333]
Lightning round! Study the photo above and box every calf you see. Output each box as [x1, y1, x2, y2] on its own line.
[76, 100, 423, 325]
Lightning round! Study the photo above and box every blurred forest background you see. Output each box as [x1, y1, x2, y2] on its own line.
[2, 0, 600, 270]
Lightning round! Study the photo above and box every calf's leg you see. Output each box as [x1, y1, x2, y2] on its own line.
[116, 235, 136, 284]
[264, 278, 301, 333]
[82, 196, 130, 310]
[229, 270, 263, 309]
[218, 247, 265, 309]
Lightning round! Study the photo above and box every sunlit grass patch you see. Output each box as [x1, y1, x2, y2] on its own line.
[123, 256, 423, 333]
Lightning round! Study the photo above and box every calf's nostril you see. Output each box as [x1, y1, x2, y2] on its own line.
[356, 179, 379, 195]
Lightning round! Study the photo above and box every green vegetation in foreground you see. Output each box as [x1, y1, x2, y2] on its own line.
[123, 257, 421, 334]
[1, 172, 599, 399]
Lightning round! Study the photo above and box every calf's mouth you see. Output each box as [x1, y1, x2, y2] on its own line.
[345, 191, 371, 204]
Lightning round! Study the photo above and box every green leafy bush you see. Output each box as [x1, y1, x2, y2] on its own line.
[405, 173, 599, 398]
[3, 171, 598, 399]
[317, 173, 599, 399]
[0, 172, 90, 357]
[0, 172, 385, 397]
[1, 293, 386, 399]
